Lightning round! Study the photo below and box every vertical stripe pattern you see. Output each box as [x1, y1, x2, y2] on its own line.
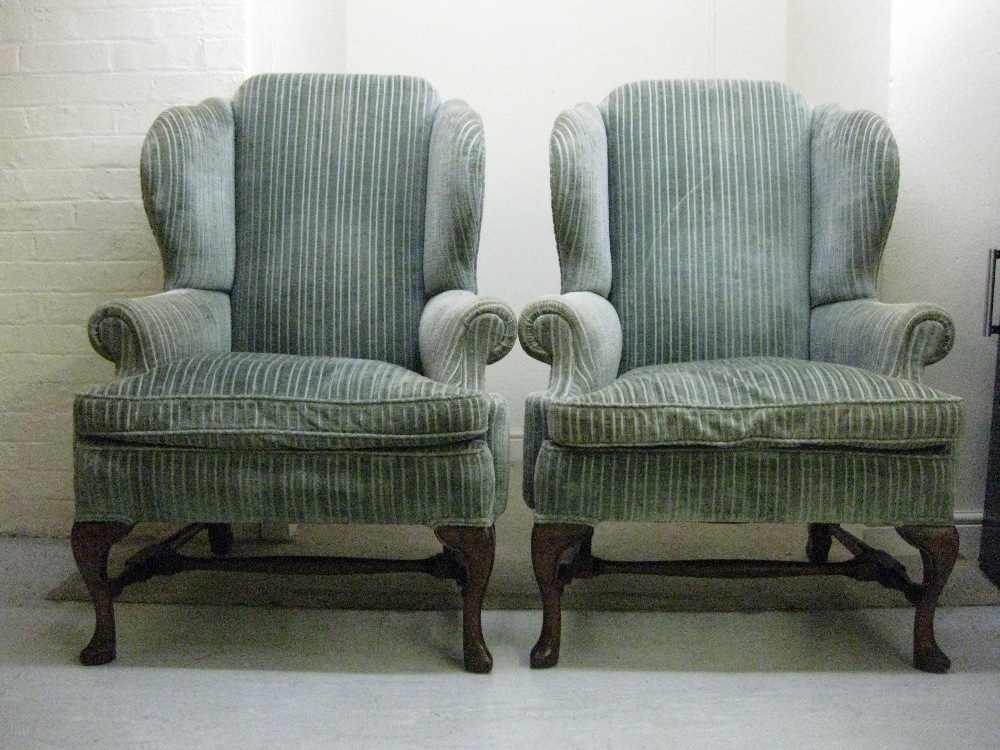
[550, 102, 612, 296]
[75, 441, 498, 527]
[809, 105, 899, 306]
[532, 444, 955, 525]
[423, 99, 485, 296]
[600, 80, 812, 370]
[231, 74, 439, 368]
[140, 98, 236, 292]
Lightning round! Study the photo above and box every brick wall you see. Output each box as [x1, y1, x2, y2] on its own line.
[0, 0, 246, 535]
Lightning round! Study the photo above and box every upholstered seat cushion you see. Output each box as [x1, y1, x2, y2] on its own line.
[547, 356, 963, 449]
[75, 352, 488, 450]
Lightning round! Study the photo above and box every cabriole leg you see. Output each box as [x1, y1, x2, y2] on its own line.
[434, 525, 496, 674]
[530, 522, 592, 669]
[896, 525, 959, 673]
[70, 521, 133, 666]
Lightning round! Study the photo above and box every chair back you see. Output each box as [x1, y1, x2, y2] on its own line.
[600, 80, 813, 370]
[231, 74, 440, 368]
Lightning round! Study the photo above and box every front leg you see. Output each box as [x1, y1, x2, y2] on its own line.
[71, 521, 134, 665]
[896, 525, 959, 673]
[530, 522, 593, 668]
[434, 525, 496, 674]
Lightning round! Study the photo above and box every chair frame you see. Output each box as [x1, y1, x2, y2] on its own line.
[529, 521, 957, 672]
[72, 521, 497, 673]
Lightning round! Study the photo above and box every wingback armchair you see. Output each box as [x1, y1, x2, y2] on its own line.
[72, 74, 515, 673]
[520, 80, 963, 672]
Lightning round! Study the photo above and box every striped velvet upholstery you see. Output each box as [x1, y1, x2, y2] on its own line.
[522, 80, 962, 525]
[77, 74, 514, 528]
[141, 98, 236, 292]
[231, 74, 439, 368]
[547, 357, 962, 449]
[601, 80, 812, 370]
[75, 353, 489, 451]
[75, 442, 497, 526]
[532, 446, 955, 525]
[810, 106, 899, 306]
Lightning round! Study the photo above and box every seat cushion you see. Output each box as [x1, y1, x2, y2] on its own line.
[547, 356, 963, 449]
[75, 352, 488, 450]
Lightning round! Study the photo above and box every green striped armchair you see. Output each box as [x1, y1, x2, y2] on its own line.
[72, 74, 515, 673]
[520, 80, 963, 672]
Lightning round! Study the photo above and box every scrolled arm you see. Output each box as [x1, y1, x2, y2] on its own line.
[419, 290, 516, 391]
[518, 291, 622, 397]
[810, 299, 955, 381]
[88, 289, 232, 376]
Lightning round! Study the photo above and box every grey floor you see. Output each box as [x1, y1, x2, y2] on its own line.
[2, 536, 999, 749]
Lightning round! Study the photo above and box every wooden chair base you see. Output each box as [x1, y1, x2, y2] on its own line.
[530, 522, 959, 673]
[70, 521, 495, 674]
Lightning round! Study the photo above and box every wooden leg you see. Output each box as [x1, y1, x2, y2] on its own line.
[806, 523, 835, 564]
[530, 522, 592, 669]
[896, 525, 959, 673]
[207, 523, 234, 556]
[70, 521, 133, 666]
[434, 525, 496, 674]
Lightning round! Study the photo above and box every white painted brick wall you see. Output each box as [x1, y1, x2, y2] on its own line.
[0, 0, 247, 535]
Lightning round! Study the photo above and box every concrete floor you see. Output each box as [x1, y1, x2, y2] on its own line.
[2, 536, 999, 749]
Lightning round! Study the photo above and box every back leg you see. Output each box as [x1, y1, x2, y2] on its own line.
[71, 521, 133, 665]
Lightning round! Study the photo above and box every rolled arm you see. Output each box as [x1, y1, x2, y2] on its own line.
[419, 290, 516, 391]
[518, 291, 622, 397]
[810, 299, 955, 381]
[89, 289, 232, 376]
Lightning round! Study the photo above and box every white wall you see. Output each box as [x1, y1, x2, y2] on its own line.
[884, 0, 1000, 519]
[787, 0, 891, 115]
[0, 0, 246, 535]
[246, 0, 345, 74]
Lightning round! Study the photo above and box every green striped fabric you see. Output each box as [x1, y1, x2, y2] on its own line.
[810, 299, 954, 381]
[75, 441, 497, 527]
[548, 357, 962, 449]
[532, 444, 955, 525]
[810, 106, 898, 306]
[420, 290, 517, 393]
[141, 98, 236, 292]
[424, 100, 486, 296]
[75, 353, 489, 451]
[523, 79, 962, 526]
[231, 74, 439, 368]
[550, 103, 612, 296]
[77, 74, 514, 528]
[601, 80, 812, 371]
[87, 289, 232, 376]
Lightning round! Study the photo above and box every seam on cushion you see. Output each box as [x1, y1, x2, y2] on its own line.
[79, 393, 482, 406]
[549, 437, 956, 449]
[553, 395, 962, 410]
[89, 428, 487, 440]
[74, 442, 491, 457]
